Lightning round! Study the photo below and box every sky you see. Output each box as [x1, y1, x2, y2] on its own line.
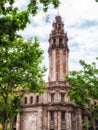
[15, 0, 98, 81]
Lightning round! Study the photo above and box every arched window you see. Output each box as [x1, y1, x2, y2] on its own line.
[36, 96, 39, 103]
[50, 111, 54, 120]
[24, 97, 27, 104]
[53, 39, 56, 44]
[30, 96, 33, 104]
[59, 38, 62, 44]
[59, 38, 64, 48]
[61, 93, 65, 102]
[61, 111, 65, 120]
[51, 94, 54, 102]
[82, 113, 85, 123]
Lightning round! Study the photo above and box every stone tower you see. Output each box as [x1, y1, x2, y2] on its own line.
[48, 15, 69, 82]
[12, 15, 98, 130]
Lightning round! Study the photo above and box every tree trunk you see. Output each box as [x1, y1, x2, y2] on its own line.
[2, 120, 8, 130]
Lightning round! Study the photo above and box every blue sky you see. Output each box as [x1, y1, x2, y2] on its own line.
[15, 0, 98, 81]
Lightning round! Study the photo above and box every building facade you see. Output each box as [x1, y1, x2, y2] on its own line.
[13, 15, 98, 130]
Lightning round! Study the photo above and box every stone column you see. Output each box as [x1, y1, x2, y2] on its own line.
[53, 50, 56, 81]
[58, 111, 61, 130]
[16, 113, 20, 130]
[76, 109, 82, 130]
[54, 111, 58, 130]
[48, 111, 50, 130]
[65, 111, 72, 130]
[71, 112, 76, 130]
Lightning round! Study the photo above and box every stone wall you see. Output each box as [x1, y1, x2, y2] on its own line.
[18, 107, 42, 130]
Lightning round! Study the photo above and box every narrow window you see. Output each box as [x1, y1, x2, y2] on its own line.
[61, 93, 65, 102]
[30, 96, 33, 104]
[13, 117, 17, 122]
[24, 97, 27, 104]
[51, 94, 54, 102]
[59, 38, 64, 48]
[59, 38, 62, 44]
[61, 111, 65, 120]
[50, 129, 54, 130]
[53, 39, 55, 44]
[88, 116, 91, 121]
[36, 96, 39, 103]
[50, 111, 54, 120]
[82, 113, 85, 123]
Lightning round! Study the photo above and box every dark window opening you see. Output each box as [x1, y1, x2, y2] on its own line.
[94, 101, 97, 108]
[24, 97, 27, 104]
[50, 129, 54, 130]
[13, 128, 16, 130]
[88, 127, 94, 130]
[59, 38, 64, 48]
[50, 111, 54, 120]
[59, 38, 62, 44]
[52, 39, 56, 49]
[30, 96, 33, 104]
[95, 119, 98, 126]
[52, 43, 56, 49]
[53, 39, 56, 44]
[88, 116, 91, 121]
[82, 113, 85, 122]
[13, 129, 16, 130]
[13, 117, 17, 123]
[51, 94, 54, 102]
[61, 93, 65, 102]
[61, 111, 65, 120]
[36, 96, 39, 103]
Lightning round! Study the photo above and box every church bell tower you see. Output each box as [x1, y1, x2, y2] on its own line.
[48, 15, 69, 82]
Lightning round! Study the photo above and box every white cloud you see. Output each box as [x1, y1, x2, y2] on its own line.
[17, 0, 98, 81]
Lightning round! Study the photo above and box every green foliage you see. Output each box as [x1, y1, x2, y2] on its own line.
[66, 58, 98, 118]
[0, 37, 46, 130]
[82, 120, 91, 130]
[0, 0, 60, 129]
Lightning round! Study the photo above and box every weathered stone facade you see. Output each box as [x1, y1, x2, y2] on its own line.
[12, 15, 98, 130]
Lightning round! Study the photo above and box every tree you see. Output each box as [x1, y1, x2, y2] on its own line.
[66, 58, 98, 119]
[0, 0, 60, 130]
[0, 37, 46, 130]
